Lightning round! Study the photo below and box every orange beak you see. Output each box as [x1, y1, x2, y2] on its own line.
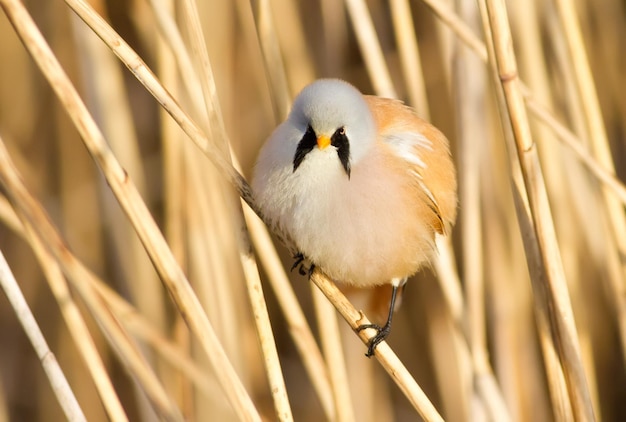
[317, 135, 331, 150]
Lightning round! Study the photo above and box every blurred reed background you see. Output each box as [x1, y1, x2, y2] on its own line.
[0, 0, 624, 420]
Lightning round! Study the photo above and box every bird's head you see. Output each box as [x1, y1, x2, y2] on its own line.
[289, 79, 377, 178]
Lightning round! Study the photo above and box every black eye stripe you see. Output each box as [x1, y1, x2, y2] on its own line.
[331, 127, 351, 178]
[292, 125, 351, 178]
[293, 125, 317, 172]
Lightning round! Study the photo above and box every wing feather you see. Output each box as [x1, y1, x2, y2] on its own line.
[364, 96, 457, 235]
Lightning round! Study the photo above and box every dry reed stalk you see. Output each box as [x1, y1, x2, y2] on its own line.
[454, 0, 485, 369]
[146, 3, 246, 409]
[510, 173, 574, 421]
[148, 0, 208, 123]
[180, 0, 230, 157]
[0, 250, 86, 422]
[319, 0, 349, 76]
[479, 0, 596, 420]
[155, 5, 193, 414]
[514, 1, 603, 416]
[249, 0, 292, 121]
[0, 138, 184, 421]
[69, 0, 168, 347]
[242, 204, 336, 420]
[544, 7, 607, 416]
[0, 0, 261, 419]
[476, 1, 574, 419]
[504, 1, 564, 417]
[434, 242, 508, 418]
[430, 170, 474, 418]
[551, 0, 626, 371]
[309, 270, 444, 422]
[0, 196, 21, 233]
[1, 204, 128, 422]
[389, 0, 429, 115]
[420, 273, 472, 421]
[430, 238, 475, 419]
[232, 0, 283, 110]
[169, 167, 244, 420]
[343, 0, 396, 98]
[183, 146, 244, 344]
[240, 254, 294, 422]
[451, 1, 511, 419]
[484, 188, 550, 420]
[481, 2, 576, 419]
[553, 0, 626, 247]
[432, 236, 464, 327]
[310, 285, 355, 422]
[340, 314, 395, 421]
[156, 0, 186, 268]
[421, 0, 488, 61]
[266, 0, 316, 94]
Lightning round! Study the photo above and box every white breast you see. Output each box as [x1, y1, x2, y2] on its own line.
[253, 134, 435, 288]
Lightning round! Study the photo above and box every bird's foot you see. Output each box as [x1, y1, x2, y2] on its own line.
[357, 322, 392, 358]
[291, 253, 315, 277]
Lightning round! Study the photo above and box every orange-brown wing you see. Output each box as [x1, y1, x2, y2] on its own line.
[365, 96, 458, 234]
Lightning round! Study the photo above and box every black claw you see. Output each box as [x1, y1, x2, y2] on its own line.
[291, 253, 315, 277]
[290, 253, 305, 273]
[357, 323, 392, 357]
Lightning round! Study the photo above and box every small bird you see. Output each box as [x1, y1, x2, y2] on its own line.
[252, 79, 457, 356]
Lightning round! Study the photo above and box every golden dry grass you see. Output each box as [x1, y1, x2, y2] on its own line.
[0, 0, 624, 421]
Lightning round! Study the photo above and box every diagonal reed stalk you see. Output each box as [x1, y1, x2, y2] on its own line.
[309, 270, 445, 422]
[0, 250, 86, 422]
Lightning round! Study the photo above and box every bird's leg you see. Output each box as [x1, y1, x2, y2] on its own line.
[357, 283, 400, 357]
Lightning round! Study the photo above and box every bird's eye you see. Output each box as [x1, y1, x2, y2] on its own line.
[336, 127, 346, 136]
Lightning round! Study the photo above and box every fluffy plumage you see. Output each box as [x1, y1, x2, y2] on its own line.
[252, 79, 457, 289]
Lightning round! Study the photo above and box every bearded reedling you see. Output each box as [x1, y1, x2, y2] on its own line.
[253, 79, 457, 356]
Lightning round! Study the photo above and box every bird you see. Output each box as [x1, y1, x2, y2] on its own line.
[252, 79, 457, 357]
